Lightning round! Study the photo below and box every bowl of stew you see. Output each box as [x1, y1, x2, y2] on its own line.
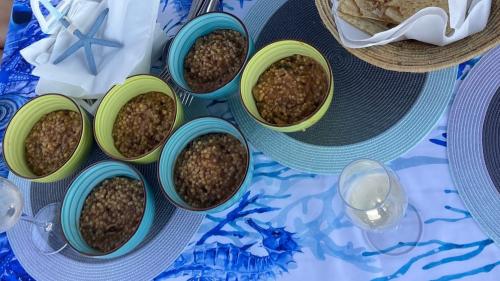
[240, 40, 334, 133]
[167, 12, 255, 100]
[159, 117, 253, 213]
[3, 94, 92, 183]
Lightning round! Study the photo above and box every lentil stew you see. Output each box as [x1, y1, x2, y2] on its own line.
[79, 177, 145, 253]
[24, 110, 82, 176]
[112, 91, 176, 158]
[174, 133, 248, 209]
[252, 54, 329, 125]
[184, 29, 248, 93]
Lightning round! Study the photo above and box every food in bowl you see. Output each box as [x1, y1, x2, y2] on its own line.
[79, 177, 145, 253]
[252, 54, 329, 125]
[24, 110, 82, 176]
[184, 29, 248, 93]
[112, 91, 176, 158]
[174, 133, 247, 209]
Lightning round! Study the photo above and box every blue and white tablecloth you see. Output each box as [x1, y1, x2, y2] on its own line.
[1, 1, 499, 280]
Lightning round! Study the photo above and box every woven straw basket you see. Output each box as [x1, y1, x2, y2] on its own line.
[315, 0, 500, 72]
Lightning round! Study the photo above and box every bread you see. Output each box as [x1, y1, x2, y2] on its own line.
[337, 0, 450, 35]
[338, 11, 392, 35]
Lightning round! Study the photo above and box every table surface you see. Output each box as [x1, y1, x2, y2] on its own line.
[0, 1, 499, 281]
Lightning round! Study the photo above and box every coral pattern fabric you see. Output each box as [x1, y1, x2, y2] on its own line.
[0, 1, 498, 281]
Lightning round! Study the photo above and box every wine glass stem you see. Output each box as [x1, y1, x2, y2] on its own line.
[20, 214, 53, 232]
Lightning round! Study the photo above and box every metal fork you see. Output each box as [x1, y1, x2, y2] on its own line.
[160, 0, 220, 106]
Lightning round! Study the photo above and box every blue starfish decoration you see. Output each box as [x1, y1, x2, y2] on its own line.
[53, 8, 122, 75]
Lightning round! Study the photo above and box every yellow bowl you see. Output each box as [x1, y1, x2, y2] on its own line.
[3, 94, 93, 183]
[240, 40, 334, 132]
[94, 75, 184, 164]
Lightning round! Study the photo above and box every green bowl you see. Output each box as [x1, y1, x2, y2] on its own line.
[240, 40, 334, 133]
[3, 94, 93, 183]
[94, 75, 184, 164]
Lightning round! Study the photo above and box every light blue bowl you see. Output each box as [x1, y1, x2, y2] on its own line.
[60, 161, 155, 259]
[167, 12, 255, 99]
[159, 117, 253, 213]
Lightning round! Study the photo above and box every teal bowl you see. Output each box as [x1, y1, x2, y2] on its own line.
[159, 117, 253, 213]
[60, 161, 155, 259]
[167, 12, 255, 99]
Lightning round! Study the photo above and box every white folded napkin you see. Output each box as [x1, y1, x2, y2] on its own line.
[331, 0, 492, 48]
[21, 0, 163, 98]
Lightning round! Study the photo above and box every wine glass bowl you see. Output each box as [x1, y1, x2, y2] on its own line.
[0, 177, 24, 233]
[0, 177, 67, 255]
[339, 159, 408, 232]
[339, 159, 422, 255]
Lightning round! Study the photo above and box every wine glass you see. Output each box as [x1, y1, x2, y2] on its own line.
[339, 159, 422, 255]
[0, 177, 67, 255]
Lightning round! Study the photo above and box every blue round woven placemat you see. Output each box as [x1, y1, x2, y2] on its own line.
[229, 0, 457, 174]
[483, 88, 500, 193]
[448, 46, 500, 245]
[6, 100, 209, 281]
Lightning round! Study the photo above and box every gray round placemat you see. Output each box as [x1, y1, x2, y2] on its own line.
[483, 88, 500, 193]
[229, 0, 456, 174]
[255, 0, 425, 146]
[448, 46, 500, 245]
[6, 100, 209, 281]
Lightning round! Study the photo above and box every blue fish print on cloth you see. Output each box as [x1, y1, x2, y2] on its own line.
[0, 0, 47, 179]
[364, 188, 495, 281]
[0, 94, 30, 132]
[0, 233, 34, 280]
[0, 1, 48, 97]
[424, 192, 472, 225]
[157, 192, 302, 281]
[366, 238, 496, 281]
[1, 0, 499, 280]
[159, 0, 192, 36]
[222, 0, 253, 11]
[430, 132, 448, 147]
[457, 56, 481, 80]
[0, 94, 31, 177]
